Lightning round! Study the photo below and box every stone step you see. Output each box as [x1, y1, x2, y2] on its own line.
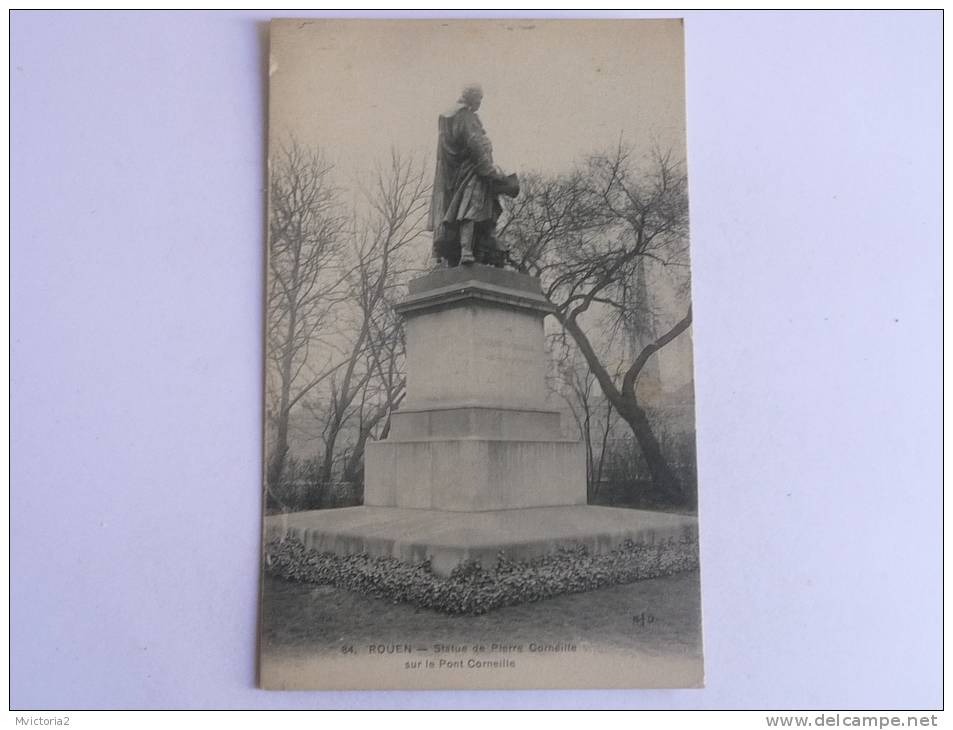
[264, 504, 698, 577]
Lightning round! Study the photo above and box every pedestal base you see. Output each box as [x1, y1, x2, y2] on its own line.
[264, 505, 698, 577]
[365, 436, 586, 511]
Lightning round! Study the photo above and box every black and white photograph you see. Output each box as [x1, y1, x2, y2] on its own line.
[260, 18, 703, 690]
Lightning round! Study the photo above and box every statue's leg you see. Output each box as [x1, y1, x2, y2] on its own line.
[430, 225, 448, 268]
[474, 221, 504, 267]
[459, 220, 475, 265]
[430, 239, 445, 269]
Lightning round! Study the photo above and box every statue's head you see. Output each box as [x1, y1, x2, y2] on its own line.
[459, 83, 484, 111]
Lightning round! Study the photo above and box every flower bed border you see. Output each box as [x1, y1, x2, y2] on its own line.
[264, 534, 699, 615]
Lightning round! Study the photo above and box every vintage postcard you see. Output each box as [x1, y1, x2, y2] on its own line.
[260, 18, 703, 690]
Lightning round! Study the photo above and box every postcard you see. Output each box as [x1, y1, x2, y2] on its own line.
[260, 18, 702, 690]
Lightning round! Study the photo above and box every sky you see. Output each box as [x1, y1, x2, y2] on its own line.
[268, 19, 688, 184]
[268, 18, 694, 392]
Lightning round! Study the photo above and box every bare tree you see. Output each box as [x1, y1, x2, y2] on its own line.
[341, 295, 407, 485]
[266, 139, 348, 490]
[503, 144, 692, 502]
[549, 334, 618, 502]
[311, 150, 429, 488]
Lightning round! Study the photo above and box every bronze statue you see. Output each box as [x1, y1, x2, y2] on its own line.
[427, 84, 519, 267]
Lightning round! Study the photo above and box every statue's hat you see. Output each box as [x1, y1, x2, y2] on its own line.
[493, 173, 520, 198]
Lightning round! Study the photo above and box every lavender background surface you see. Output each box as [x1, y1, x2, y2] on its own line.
[11, 11, 942, 709]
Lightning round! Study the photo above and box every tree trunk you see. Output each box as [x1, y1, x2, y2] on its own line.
[582, 409, 595, 502]
[556, 308, 691, 504]
[616, 400, 682, 502]
[267, 334, 295, 489]
[592, 403, 613, 501]
[320, 414, 340, 488]
[342, 424, 375, 486]
[267, 243, 300, 489]
[267, 413, 290, 489]
[343, 389, 404, 485]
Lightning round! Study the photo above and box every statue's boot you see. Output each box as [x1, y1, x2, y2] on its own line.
[429, 239, 446, 269]
[459, 221, 476, 265]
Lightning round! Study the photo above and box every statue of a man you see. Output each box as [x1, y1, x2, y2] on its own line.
[427, 83, 519, 267]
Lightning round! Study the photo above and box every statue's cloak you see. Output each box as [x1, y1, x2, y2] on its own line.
[427, 104, 501, 239]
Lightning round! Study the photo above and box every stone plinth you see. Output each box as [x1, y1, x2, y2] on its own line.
[272, 266, 698, 583]
[365, 437, 585, 511]
[265, 505, 697, 578]
[364, 266, 587, 512]
[399, 267, 553, 411]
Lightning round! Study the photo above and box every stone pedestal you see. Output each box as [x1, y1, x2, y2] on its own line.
[265, 266, 698, 578]
[364, 266, 586, 511]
